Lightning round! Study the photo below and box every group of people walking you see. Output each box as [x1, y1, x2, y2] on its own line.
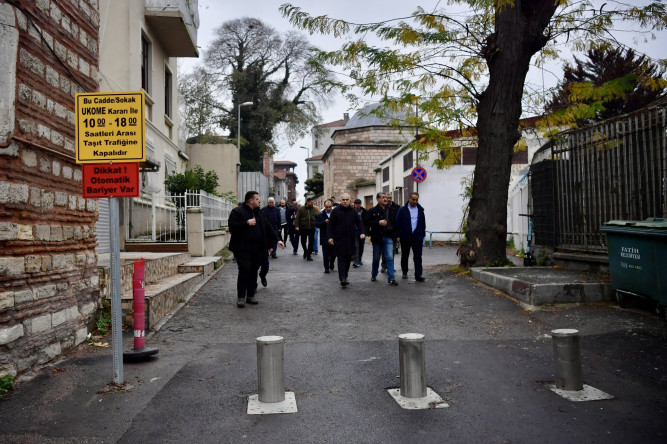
[228, 190, 426, 307]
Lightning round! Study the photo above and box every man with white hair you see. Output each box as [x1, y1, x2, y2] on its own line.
[327, 193, 365, 286]
[261, 197, 281, 259]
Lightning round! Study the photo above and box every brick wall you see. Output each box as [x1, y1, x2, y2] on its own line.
[324, 145, 398, 201]
[0, 0, 100, 378]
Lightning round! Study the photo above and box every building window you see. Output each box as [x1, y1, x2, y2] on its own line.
[403, 151, 413, 171]
[164, 67, 172, 118]
[312, 166, 319, 174]
[382, 166, 389, 182]
[315, 137, 319, 149]
[141, 34, 151, 94]
[165, 154, 175, 182]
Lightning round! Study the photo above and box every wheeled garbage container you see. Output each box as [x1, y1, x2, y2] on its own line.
[600, 218, 667, 317]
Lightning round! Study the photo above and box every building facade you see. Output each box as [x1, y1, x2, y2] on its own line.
[305, 114, 348, 181]
[273, 161, 298, 203]
[97, 0, 199, 251]
[375, 120, 548, 246]
[322, 104, 414, 201]
[0, 0, 101, 378]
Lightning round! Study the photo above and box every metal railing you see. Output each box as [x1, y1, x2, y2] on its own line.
[544, 99, 667, 252]
[126, 191, 234, 243]
[187, 190, 234, 231]
[127, 194, 187, 243]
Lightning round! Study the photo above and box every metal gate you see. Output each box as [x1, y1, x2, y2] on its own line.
[533, 99, 667, 253]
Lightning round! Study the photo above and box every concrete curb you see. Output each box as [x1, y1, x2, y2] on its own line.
[470, 267, 614, 306]
[146, 260, 227, 339]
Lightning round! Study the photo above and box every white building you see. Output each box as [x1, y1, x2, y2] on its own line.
[97, 0, 199, 252]
[375, 118, 548, 249]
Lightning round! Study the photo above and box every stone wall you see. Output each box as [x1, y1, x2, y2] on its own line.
[331, 126, 412, 146]
[323, 145, 398, 200]
[0, 0, 100, 378]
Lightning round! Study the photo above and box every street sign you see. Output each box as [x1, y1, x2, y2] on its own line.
[411, 166, 427, 183]
[75, 91, 145, 164]
[82, 163, 140, 198]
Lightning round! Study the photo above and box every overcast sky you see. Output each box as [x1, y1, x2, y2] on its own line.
[182, 0, 666, 201]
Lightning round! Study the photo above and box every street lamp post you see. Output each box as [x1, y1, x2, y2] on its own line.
[300, 145, 311, 180]
[237, 101, 254, 151]
[237, 102, 253, 200]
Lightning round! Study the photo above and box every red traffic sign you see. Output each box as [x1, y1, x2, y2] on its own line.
[82, 163, 140, 198]
[411, 166, 427, 183]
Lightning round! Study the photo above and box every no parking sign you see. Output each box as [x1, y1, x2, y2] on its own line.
[411, 166, 427, 183]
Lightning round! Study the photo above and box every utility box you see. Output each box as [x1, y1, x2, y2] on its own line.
[601, 218, 667, 316]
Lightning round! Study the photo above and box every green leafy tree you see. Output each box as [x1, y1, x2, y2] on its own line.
[164, 165, 219, 195]
[304, 171, 324, 196]
[202, 18, 334, 171]
[546, 47, 666, 126]
[282, 1, 667, 266]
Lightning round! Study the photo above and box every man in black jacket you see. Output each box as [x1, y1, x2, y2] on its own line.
[316, 200, 336, 273]
[328, 193, 365, 286]
[396, 192, 426, 281]
[352, 199, 368, 267]
[228, 191, 284, 308]
[366, 192, 399, 285]
[261, 197, 281, 259]
[287, 201, 300, 255]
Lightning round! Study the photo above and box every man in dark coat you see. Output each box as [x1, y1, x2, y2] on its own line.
[396, 192, 426, 282]
[352, 198, 368, 267]
[261, 197, 281, 258]
[316, 200, 336, 273]
[366, 192, 399, 285]
[228, 191, 284, 308]
[327, 193, 365, 286]
[287, 201, 299, 255]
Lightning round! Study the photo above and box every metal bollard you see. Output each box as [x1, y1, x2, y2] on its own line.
[551, 329, 584, 391]
[257, 336, 285, 403]
[399, 333, 427, 398]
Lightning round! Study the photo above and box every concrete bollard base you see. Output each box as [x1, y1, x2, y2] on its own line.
[387, 387, 449, 410]
[548, 384, 614, 402]
[247, 391, 297, 415]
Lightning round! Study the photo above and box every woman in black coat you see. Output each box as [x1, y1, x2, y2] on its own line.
[327, 193, 365, 286]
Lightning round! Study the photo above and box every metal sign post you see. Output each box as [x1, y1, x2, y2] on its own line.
[109, 196, 124, 384]
[75, 91, 147, 385]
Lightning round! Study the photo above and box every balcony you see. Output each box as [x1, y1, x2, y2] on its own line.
[144, 0, 199, 57]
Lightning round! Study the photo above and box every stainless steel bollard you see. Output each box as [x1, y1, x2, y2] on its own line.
[399, 333, 427, 398]
[257, 336, 285, 403]
[551, 329, 584, 391]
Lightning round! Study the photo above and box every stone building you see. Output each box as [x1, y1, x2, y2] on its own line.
[321, 103, 414, 201]
[273, 161, 298, 203]
[0, 0, 101, 378]
[304, 114, 348, 182]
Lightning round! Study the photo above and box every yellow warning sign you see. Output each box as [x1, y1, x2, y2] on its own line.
[75, 91, 146, 164]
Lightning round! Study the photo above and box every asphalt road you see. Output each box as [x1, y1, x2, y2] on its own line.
[1, 246, 665, 443]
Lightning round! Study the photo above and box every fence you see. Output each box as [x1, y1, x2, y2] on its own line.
[187, 190, 234, 231]
[126, 194, 187, 243]
[532, 99, 667, 253]
[126, 191, 234, 244]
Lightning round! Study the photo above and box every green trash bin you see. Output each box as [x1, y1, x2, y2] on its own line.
[600, 218, 667, 317]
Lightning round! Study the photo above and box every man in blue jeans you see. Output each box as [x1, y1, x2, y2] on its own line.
[396, 192, 426, 282]
[366, 192, 399, 286]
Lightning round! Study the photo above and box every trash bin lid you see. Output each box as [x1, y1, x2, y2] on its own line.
[601, 218, 667, 234]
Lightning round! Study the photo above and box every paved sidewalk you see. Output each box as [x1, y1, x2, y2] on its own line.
[1, 246, 665, 443]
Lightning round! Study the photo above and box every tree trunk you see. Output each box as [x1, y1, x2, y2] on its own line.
[459, 0, 557, 267]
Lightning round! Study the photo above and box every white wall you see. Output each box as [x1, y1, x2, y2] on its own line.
[417, 165, 474, 242]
